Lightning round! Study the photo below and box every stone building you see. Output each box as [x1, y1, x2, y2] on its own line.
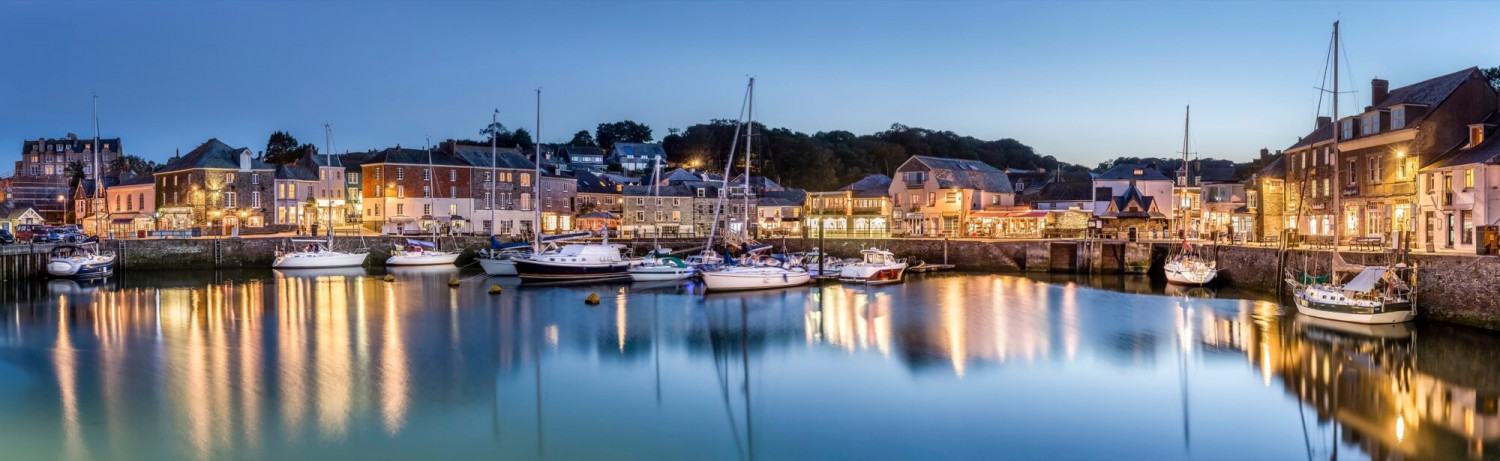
[806, 174, 893, 237]
[756, 189, 806, 238]
[1241, 153, 1286, 243]
[155, 139, 275, 233]
[1092, 163, 1173, 239]
[360, 147, 474, 235]
[621, 184, 696, 238]
[450, 146, 537, 236]
[573, 169, 624, 215]
[14, 135, 122, 221]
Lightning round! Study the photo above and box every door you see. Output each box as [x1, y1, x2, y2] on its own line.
[1127, 227, 1138, 242]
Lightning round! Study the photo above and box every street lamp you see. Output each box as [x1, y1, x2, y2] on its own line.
[58, 194, 67, 225]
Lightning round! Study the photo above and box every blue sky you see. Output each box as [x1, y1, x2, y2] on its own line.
[2, 1, 1497, 169]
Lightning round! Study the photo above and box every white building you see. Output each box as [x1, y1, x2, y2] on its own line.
[1418, 121, 1500, 252]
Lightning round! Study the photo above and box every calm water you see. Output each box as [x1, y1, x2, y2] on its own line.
[0, 269, 1496, 460]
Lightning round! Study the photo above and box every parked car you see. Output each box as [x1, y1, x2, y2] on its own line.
[60, 224, 83, 234]
[56, 229, 85, 243]
[16, 224, 50, 243]
[0, 229, 14, 245]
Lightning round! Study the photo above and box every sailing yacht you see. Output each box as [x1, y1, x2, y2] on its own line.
[1164, 106, 1219, 285]
[273, 125, 369, 269]
[1283, 21, 1416, 324]
[51, 98, 116, 279]
[385, 142, 459, 266]
[699, 78, 811, 292]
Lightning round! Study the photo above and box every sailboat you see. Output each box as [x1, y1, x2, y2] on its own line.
[1164, 106, 1219, 285]
[1283, 21, 1416, 324]
[273, 124, 369, 269]
[629, 156, 695, 282]
[513, 89, 635, 282]
[700, 78, 810, 291]
[386, 140, 460, 266]
[50, 97, 115, 279]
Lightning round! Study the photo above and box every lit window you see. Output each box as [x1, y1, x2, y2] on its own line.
[1465, 168, 1475, 189]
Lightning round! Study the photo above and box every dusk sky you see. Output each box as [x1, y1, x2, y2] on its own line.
[3, 1, 1497, 169]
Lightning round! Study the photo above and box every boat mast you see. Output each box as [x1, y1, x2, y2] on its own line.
[92, 95, 100, 235]
[491, 109, 499, 237]
[702, 79, 751, 259]
[1331, 21, 1342, 262]
[426, 137, 437, 242]
[324, 123, 334, 244]
[650, 155, 662, 250]
[1177, 105, 1190, 242]
[743, 78, 754, 241]
[533, 89, 543, 252]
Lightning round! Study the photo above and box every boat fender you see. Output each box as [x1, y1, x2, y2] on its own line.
[383, 274, 395, 282]
[489, 285, 503, 294]
[585, 293, 601, 305]
[448, 277, 461, 287]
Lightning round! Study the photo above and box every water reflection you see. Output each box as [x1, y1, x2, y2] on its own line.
[0, 270, 1496, 459]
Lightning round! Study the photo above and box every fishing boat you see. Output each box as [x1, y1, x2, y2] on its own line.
[628, 250, 695, 282]
[47, 243, 115, 279]
[837, 248, 907, 284]
[1283, 21, 1416, 325]
[274, 125, 369, 269]
[1164, 106, 1218, 286]
[385, 142, 459, 266]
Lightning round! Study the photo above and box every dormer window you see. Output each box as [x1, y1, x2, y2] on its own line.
[1391, 106, 1406, 130]
[1341, 119, 1354, 140]
[1361, 113, 1378, 135]
[1469, 124, 1485, 148]
[1132, 169, 1144, 176]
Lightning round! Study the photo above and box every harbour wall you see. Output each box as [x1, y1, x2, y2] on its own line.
[99, 236, 1500, 329]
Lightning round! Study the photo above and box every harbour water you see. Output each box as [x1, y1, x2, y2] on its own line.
[0, 269, 1495, 460]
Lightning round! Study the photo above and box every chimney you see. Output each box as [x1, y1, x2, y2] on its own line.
[1371, 78, 1389, 105]
[239, 149, 252, 172]
[1316, 116, 1332, 128]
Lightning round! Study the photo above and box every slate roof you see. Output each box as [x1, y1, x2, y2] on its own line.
[456, 150, 533, 169]
[112, 172, 154, 187]
[908, 156, 1014, 193]
[1024, 173, 1095, 203]
[561, 146, 606, 163]
[339, 152, 372, 170]
[841, 174, 892, 192]
[573, 170, 621, 195]
[1253, 154, 1286, 180]
[363, 147, 468, 166]
[601, 173, 641, 185]
[1288, 67, 1481, 150]
[1097, 163, 1172, 181]
[0, 202, 38, 221]
[24, 137, 122, 154]
[759, 189, 807, 206]
[1104, 184, 1162, 219]
[275, 164, 319, 181]
[159, 138, 272, 173]
[612, 142, 666, 160]
[660, 168, 713, 185]
[1426, 113, 1500, 169]
[623, 184, 694, 197]
[729, 174, 783, 191]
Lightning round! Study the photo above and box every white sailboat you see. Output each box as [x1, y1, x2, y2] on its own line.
[273, 124, 369, 269]
[477, 109, 528, 276]
[386, 140, 459, 266]
[1283, 21, 1415, 325]
[1164, 106, 1218, 285]
[700, 78, 810, 292]
[628, 157, 694, 282]
[51, 97, 115, 279]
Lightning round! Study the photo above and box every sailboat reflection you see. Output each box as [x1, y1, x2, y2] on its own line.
[706, 299, 756, 461]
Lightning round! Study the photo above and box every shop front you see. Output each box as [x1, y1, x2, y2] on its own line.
[966, 210, 1048, 238]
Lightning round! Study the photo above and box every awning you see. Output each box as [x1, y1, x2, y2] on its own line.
[386, 215, 416, 223]
[1342, 266, 1388, 293]
[970, 210, 1049, 218]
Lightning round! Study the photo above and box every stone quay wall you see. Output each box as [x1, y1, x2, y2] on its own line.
[104, 236, 1500, 329]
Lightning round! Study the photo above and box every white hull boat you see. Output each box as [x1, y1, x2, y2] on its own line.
[47, 244, 115, 279]
[701, 266, 810, 291]
[1164, 256, 1217, 285]
[387, 251, 460, 266]
[274, 250, 368, 269]
[479, 257, 519, 276]
[515, 243, 634, 282]
[628, 265, 694, 282]
[837, 249, 907, 284]
[1290, 281, 1415, 325]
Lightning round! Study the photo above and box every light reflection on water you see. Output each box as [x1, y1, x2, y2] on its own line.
[0, 270, 1496, 460]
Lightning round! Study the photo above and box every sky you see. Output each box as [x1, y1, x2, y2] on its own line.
[2, 1, 1498, 170]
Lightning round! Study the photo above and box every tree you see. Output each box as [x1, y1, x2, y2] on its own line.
[1483, 66, 1500, 91]
[65, 161, 86, 190]
[595, 121, 653, 153]
[108, 155, 161, 178]
[265, 131, 314, 165]
[568, 130, 596, 147]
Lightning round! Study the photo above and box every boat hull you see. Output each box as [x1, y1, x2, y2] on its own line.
[628, 266, 694, 282]
[273, 252, 368, 269]
[1293, 290, 1415, 324]
[701, 269, 810, 291]
[514, 259, 632, 281]
[47, 257, 115, 279]
[1164, 263, 1218, 285]
[479, 258, 519, 276]
[385, 252, 460, 266]
[838, 264, 907, 285]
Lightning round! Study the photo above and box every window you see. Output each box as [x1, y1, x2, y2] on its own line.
[520, 173, 531, 187]
[450, 186, 456, 198]
[1300, 151, 1307, 169]
[672, 198, 681, 207]
[696, 188, 705, 197]
[1342, 119, 1354, 139]
[1470, 125, 1485, 148]
[655, 211, 663, 221]
[251, 191, 261, 208]
[423, 204, 431, 216]
[422, 186, 431, 198]
[672, 210, 681, 221]
[635, 211, 645, 221]
[1248, 191, 1258, 209]
[397, 185, 405, 198]
[927, 192, 936, 206]
[484, 171, 492, 181]
[1361, 113, 1377, 135]
[396, 168, 404, 180]
[1398, 159, 1409, 180]
[320, 169, 326, 181]
[395, 203, 404, 215]
[251, 173, 259, 185]
[1465, 168, 1475, 189]
[375, 169, 382, 181]
[1325, 147, 1334, 166]
[1426, 173, 1435, 193]
[903, 171, 927, 185]
[1392, 106, 1405, 129]
[224, 191, 237, 208]
[1347, 160, 1357, 186]
[1462, 210, 1474, 245]
[1323, 178, 1330, 197]
[449, 204, 457, 215]
[348, 172, 358, 184]
[520, 193, 532, 210]
[449, 170, 456, 181]
[483, 191, 492, 209]
[422, 168, 430, 181]
[1368, 156, 1381, 184]
[115, 195, 121, 211]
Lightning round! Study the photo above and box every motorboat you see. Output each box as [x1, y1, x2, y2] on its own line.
[837, 248, 907, 284]
[794, 248, 844, 278]
[47, 243, 115, 279]
[628, 250, 695, 282]
[685, 252, 725, 270]
[478, 232, 590, 276]
[273, 239, 368, 269]
[514, 243, 634, 282]
[385, 239, 460, 266]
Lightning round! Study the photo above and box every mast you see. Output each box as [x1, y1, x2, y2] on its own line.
[650, 155, 662, 250]
[1331, 21, 1342, 261]
[1177, 105, 1190, 241]
[490, 109, 498, 237]
[426, 137, 437, 242]
[92, 95, 100, 234]
[324, 123, 334, 244]
[703, 79, 751, 259]
[532, 88, 542, 251]
[743, 78, 754, 240]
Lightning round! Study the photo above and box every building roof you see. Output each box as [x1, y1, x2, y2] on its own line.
[841, 174, 891, 191]
[159, 138, 272, 173]
[23, 137, 122, 154]
[275, 164, 319, 181]
[561, 146, 606, 164]
[660, 168, 717, 185]
[1097, 163, 1172, 181]
[573, 170, 621, 195]
[1288, 67, 1481, 151]
[363, 146, 468, 166]
[1253, 154, 1286, 180]
[1426, 113, 1500, 169]
[1024, 173, 1094, 203]
[623, 184, 695, 197]
[338, 151, 372, 170]
[729, 173, 783, 191]
[601, 173, 641, 185]
[612, 142, 666, 160]
[0, 202, 38, 221]
[907, 156, 1015, 193]
[1104, 183, 1163, 219]
[759, 189, 807, 206]
[455, 150, 533, 169]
